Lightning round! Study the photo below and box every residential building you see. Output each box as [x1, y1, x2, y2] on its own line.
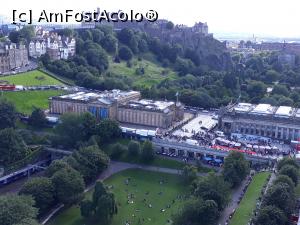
[28, 38, 47, 58]
[29, 32, 76, 60]
[0, 42, 28, 73]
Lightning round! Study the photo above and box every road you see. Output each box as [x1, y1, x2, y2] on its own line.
[41, 161, 207, 225]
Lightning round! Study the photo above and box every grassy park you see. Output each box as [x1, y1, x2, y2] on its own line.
[229, 172, 270, 225]
[2, 90, 65, 114]
[108, 57, 178, 87]
[1, 70, 64, 86]
[48, 169, 187, 225]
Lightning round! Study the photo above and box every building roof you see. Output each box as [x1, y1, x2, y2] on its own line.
[275, 106, 293, 117]
[121, 99, 175, 113]
[228, 102, 300, 119]
[250, 104, 275, 115]
[53, 90, 140, 104]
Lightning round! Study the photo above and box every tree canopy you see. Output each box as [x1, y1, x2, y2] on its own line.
[0, 194, 39, 225]
[0, 128, 28, 166]
[19, 177, 55, 215]
[222, 152, 250, 188]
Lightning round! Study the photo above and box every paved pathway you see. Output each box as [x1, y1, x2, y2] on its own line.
[41, 161, 206, 224]
[217, 176, 250, 225]
[218, 171, 275, 225]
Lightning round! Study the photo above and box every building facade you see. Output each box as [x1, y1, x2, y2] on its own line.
[29, 39, 47, 58]
[29, 33, 76, 60]
[0, 42, 28, 73]
[220, 103, 300, 141]
[117, 100, 184, 128]
[50, 90, 184, 129]
[50, 90, 141, 120]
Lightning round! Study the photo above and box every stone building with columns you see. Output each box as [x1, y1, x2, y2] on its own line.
[117, 99, 184, 129]
[49, 90, 141, 120]
[49, 90, 184, 129]
[220, 103, 300, 141]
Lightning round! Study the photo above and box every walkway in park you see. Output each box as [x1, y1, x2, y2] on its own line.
[217, 171, 275, 225]
[41, 161, 206, 225]
[217, 175, 251, 225]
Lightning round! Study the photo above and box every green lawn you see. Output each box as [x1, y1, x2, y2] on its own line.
[48, 169, 187, 225]
[1, 70, 63, 86]
[2, 90, 65, 114]
[108, 57, 178, 87]
[230, 172, 270, 225]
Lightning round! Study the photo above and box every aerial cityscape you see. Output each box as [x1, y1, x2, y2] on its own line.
[1, 1, 300, 225]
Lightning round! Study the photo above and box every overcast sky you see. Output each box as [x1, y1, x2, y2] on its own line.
[1, 0, 300, 38]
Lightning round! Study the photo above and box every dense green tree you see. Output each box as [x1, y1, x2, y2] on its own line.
[127, 140, 141, 157]
[273, 175, 295, 190]
[19, 26, 35, 44]
[260, 96, 278, 105]
[75, 38, 85, 54]
[175, 57, 194, 76]
[277, 157, 299, 171]
[45, 160, 71, 177]
[57, 28, 74, 37]
[28, 108, 47, 128]
[265, 70, 279, 83]
[138, 39, 148, 52]
[193, 173, 230, 210]
[279, 165, 299, 186]
[91, 29, 104, 43]
[0, 98, 17, 129]
[101, 34, 117, 53]
[96, 119, 121, 143]
[80, 200, 94, 218]
[0, 194, 39, 225]
[68, 145, 109, 183]
[182, 165, 198, 184]
[278, 96, 294, 106]
[0, 128, 28, 166]
[80, 30, 93, 41]
[247, 80, 267, 100]
[110, 143, 127, 160]
[263, 183, 295, 215]
[117, 28, 138, 53]
[80, 112, 97, 140]
[51, 167, 85, 205]
[118, 46, 133, 61]
[184, 48, 200, 66]
[19, 177, 55, 214]
[272, 84, 289, 97]
[81, 182, 117, 223]
[86, 48, 109, 72]
[173, 198, 219, 225]
[222, 152, 249, 188]
[254, 205, 287, 225]
[223, 73, 237, 89]
[141, 140, 155, 162]
[54, 113, 86, 148]
[8, 31, 21, 43]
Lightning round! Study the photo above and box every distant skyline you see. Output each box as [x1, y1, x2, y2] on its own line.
[2, 0, 300, 38]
